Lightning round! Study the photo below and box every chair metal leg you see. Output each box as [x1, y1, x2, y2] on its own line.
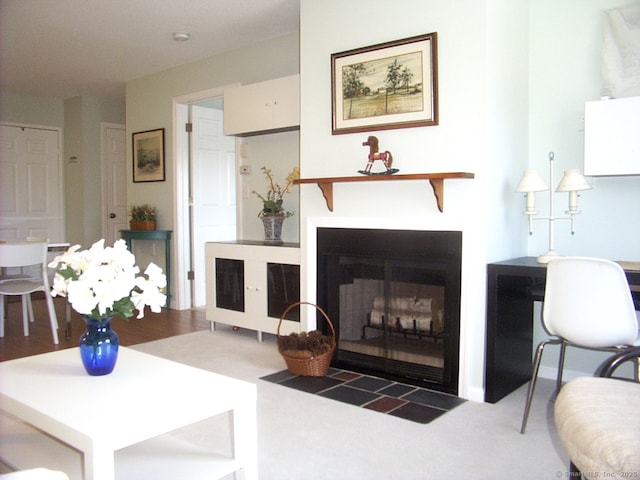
[26, 295, 34, 323]
[21, 294, 30, 336]
[44, 291, 59, 345]
[521, 337, 562, 434]
[0, 294, 4, 337]
[556, 341, 567, 395]
[521, 339, 548, 434]
[65, 301, 72, 341]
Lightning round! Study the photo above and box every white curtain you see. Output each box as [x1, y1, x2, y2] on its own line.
[601, 3, 640, 98]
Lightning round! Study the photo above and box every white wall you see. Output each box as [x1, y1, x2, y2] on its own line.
[299, 0, 639, 400]
[528, 0, 640, 376]
[528, 0, 640, 261]
[126, 32, 299, 226]
[0, 92, 64, 128]
[125, 32, 300, 309]
[299, 0, 531, 401]
[0, 92, 125, 247]
[486, 0, 532, 261]
[238, 131, 301, 242]
[120, 0, 638, 397]
[63, 95, 126, 246]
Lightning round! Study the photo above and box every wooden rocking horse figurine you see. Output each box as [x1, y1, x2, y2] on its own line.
[359, 135, 399, 175]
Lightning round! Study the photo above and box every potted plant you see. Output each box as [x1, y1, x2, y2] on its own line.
[252, 166, 300, 243]
[129, 204, 157, 231]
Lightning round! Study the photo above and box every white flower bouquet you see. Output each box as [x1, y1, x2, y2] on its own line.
[49, 239, 166, 320]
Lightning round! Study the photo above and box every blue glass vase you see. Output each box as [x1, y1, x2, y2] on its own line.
[79, 316, 119, 376]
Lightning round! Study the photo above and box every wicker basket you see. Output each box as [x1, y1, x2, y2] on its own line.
[277, 301, 336, 376]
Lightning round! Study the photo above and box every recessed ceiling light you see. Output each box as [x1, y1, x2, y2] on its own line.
[172, 32, 190, 42]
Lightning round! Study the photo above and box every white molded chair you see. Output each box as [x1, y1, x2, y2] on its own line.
[520, 256, 640, 434]
[0, 238, 49, 324]
[0, 242, 59, 344]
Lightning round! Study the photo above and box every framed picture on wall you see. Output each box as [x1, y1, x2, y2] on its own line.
[331, 32, 438, 135]
[132, 128, 165, 183]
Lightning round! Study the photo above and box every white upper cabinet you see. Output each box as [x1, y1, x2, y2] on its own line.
[224, 74, 300, 136]
[584, 96, 640, 176]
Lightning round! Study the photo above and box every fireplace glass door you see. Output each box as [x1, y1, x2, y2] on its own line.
[317, 228, 461, 394]
[333, 256, 447, 387]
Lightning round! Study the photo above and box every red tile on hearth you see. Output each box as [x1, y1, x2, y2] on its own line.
[333, 371, 360, 381]
[364, 396, 408, 413]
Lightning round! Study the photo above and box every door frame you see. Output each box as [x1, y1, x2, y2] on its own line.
[172, 84, 241, 310]
[100, 122, 126, 244]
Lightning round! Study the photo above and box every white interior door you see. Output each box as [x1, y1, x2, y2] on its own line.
[191, 104, 236, 307]
[0, 124, 63, 241]
[102, 123, 127, 245]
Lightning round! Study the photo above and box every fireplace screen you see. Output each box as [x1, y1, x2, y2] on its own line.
[317, 228, 461, 394]
[336, 258, 446, 384]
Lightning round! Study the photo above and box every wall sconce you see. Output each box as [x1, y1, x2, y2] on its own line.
[515, 152, 591, 263]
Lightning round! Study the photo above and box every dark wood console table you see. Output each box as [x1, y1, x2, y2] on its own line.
[485, 257, 640, 403]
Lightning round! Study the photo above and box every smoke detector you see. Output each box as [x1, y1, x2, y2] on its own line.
[172, 32, 191, 42]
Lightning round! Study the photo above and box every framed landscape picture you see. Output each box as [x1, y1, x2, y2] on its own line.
[331, 32, 438, 135]
[132, 128, 165, 183]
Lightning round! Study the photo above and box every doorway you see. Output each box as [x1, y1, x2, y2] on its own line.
[190, 102, 237, 307]
[101, 123, 127, 245]
[0, 123, 64, 241]
[174, 86, 240, 310]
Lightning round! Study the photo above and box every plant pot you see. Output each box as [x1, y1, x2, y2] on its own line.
[261, 216, 284, 244]
[129, 220, 156, 231]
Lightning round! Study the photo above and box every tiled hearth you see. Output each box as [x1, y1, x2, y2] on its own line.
[261, 368, 465, 424]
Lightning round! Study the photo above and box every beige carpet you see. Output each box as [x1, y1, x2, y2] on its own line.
[0, 325, 569, 479]
[130, 325, 568, 480]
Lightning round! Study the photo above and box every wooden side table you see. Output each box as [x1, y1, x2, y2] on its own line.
[120, 230, 172, 308]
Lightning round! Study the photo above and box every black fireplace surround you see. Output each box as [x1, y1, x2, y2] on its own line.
[316, 228, 462, 395]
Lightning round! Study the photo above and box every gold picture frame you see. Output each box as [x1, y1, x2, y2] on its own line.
[331, 32, 438, 135]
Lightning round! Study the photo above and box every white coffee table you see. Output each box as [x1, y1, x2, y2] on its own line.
[0, 347, 257, 480]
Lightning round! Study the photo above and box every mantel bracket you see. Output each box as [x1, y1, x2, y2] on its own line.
[317, 182, 334, 212]
[429, 179, 444, 212]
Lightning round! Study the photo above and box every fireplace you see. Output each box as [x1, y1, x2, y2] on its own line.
[317, 228, 462, 395]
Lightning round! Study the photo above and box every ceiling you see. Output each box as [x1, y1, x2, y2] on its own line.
[0, 0, 300, 101]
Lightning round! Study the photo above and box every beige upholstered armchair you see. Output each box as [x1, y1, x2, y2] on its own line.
[554, 347, 640, 477]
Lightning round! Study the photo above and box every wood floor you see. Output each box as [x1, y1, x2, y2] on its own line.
[0, 296, 211, 362]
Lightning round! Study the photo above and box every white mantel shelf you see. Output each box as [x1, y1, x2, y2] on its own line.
[294, 172, 475, 212]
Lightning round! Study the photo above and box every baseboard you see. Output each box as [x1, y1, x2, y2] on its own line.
[465, 386, 485, 403]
